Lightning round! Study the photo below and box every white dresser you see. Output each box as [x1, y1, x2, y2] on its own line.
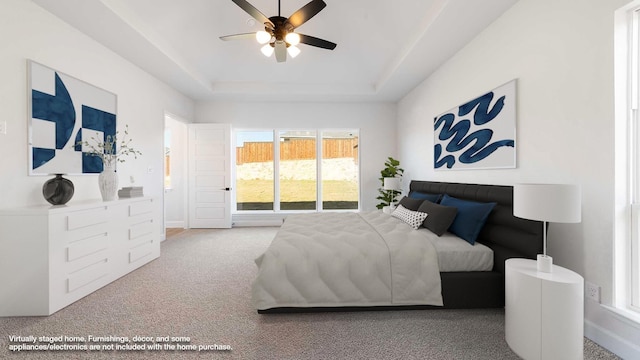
[0, 197, 160, 316]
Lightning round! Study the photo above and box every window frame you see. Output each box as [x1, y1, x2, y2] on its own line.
[615, 1, 640, 317]
[631, 7, 640, 312]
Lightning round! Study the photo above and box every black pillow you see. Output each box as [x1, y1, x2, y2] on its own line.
[398, 196, 424, 211]
[417, 200, 458, 236]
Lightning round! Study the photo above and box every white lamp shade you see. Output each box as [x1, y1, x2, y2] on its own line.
[261, 44, 274, 57]
[383, 177, 400, 191]
[285, 32, 300, 45]
[256, 30, 271, 44]
[513, 184, 581, 223]
[287, 45, 301, 58]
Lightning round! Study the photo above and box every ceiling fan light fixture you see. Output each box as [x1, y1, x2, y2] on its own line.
[256, 30, 272, 44]
[261, 44, 275, 57]
[287, 45, 301, 58]
[222, 0, 337, 62]
[285, 32, 300, 46]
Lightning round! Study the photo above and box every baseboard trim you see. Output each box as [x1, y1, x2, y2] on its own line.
[232, 213, 286, 227]
[585, 318, 640, 359]
[233, 220, 283, 227]
[166, 220, 185, 228]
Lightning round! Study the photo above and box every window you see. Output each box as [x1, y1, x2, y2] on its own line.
[235, 129, 359, 212]
[236, 131, 274, 210]
[615, 1, 640, 317]
[321, 131, 359, 210]
[279, 130, 317, 210]
[631, 7, 640, 312]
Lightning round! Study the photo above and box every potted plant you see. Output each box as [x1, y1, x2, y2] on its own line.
[376, 157, 404, 210]
[79, 124, 142, 168]
[78, 124, 142, 201]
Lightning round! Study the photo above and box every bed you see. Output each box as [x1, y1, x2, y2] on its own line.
[253, 181, 543, 312]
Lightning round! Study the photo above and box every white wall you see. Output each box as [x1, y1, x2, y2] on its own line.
[0, 0, 194, 212]
[397, 0, 638, 357]
[195, 101, 397, 211]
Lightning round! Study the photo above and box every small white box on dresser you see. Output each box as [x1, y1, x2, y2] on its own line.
[0, 197, 160, 316]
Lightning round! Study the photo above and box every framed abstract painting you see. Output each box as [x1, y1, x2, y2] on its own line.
[28, 60, 117, 175]
[434, 79, 516, 170]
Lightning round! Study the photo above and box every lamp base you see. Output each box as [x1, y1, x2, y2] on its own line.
[537, 254, 553, 273]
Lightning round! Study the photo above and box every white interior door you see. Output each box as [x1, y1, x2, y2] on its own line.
[188, 123, 231, 228]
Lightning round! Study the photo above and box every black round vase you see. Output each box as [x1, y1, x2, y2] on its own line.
[42, 174, 74, 205]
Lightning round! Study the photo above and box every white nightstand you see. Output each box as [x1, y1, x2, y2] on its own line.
[505, 258, 584, 360]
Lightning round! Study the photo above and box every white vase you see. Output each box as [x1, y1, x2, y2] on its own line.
[98, 163, 118, 201]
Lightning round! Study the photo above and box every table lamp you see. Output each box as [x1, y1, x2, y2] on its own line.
[513, 183, 581, 272]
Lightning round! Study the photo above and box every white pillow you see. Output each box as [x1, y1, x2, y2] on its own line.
[391, 204, 428, 230]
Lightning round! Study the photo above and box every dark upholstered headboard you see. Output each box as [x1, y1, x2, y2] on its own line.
[409, 181, 543, 275]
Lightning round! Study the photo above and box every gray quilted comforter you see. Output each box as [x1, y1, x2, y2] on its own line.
[252, 211, 443, 310]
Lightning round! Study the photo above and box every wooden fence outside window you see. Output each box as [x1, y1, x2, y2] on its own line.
[236, 138, 359, 164]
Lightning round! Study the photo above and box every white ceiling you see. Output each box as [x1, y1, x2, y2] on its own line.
[32, 0, 519, 102]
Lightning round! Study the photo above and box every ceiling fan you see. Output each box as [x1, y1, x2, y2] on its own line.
[220, 0, 337, 63]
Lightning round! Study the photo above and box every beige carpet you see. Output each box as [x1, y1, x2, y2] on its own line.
[0, 228, 620, 359]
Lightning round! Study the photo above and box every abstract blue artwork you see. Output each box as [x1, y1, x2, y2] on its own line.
[28, 60, 117, 175]
[434, 80, 516, 170]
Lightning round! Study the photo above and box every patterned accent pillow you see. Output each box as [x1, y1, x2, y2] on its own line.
[391, 204, 429, 230]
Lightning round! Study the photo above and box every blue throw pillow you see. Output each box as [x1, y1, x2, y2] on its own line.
[408, 191, 441, 203]
[439, 194, 496, 245]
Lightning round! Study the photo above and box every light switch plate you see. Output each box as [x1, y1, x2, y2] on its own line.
[0, 121, 6, 134]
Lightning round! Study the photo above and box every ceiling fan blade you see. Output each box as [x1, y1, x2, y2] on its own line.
[231, 0, 274, 27]
[219, 32, 256, 41]
[274, 41, 287, 62]
[286, 0, 326, 29]
[298, 33, 336, 50]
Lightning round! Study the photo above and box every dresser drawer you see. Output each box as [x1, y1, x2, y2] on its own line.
[66, 233, 109, 262]
[129, 220, 154, 241]
[128, 200, 153, 217]
[67, 258, 110, 293]
[67, 207, 108, 230]
[53, 221, 108, 244]
[64, 242, 110, 275]
[129, 241, 154, 265]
